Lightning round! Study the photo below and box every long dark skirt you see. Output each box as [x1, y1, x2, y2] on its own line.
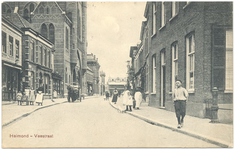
[112, 94, 118, 103]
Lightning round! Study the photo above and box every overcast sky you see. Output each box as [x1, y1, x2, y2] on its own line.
[87, 2, 146, 80]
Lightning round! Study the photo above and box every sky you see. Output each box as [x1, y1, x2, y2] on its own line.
[87, 2, 146, 80]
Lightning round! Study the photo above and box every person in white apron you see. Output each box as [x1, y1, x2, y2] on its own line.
[29, 88, 36, 105]
[35, 91, 44, 106]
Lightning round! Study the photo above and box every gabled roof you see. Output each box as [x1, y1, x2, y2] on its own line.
[31, 2, 72, 24]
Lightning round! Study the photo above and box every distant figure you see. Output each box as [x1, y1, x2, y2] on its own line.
[21, 91, 29, 105]
[173, 80, 189, 129]
[105, 91, 109, 101]
[112, 88, 118, 104]
[35, 91, 44, 106]
[134, 87, 143, 110]
[16, 91, 22, 105]
[123, 89, 133, 111]
[29, 88, 36, 105]
[67, 85, 72, 102]
[53, 89, 57, 99]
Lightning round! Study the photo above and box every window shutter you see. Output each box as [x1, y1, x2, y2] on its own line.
[212, 26, 225, 90]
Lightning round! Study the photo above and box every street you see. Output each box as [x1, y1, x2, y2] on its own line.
[2, 97, 218, 148]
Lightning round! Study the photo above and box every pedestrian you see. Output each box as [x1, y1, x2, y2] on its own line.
[173, 80, 189, 129]
[21, 91, 29, 105]
[53, 89, 57, 99]
[35, 91, 44, 106]
[105, 91, 109, 101]
[28, 88, 36, 105]
[67, 85, 72, 102]
[16, 91, 22, 105]
[134, 87, 143, 110]
[112, 88, 118, 104]
[123, 88, 134, 111]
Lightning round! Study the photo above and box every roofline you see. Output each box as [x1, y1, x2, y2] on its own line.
[2, 16, 24, 34]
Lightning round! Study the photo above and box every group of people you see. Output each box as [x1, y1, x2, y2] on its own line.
[110, 79, 189, 129]
[111, 87, 143, 112]
[16, 88, 44, 106]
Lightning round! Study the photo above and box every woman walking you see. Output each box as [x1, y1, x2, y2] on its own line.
[112, 88, 118, 104]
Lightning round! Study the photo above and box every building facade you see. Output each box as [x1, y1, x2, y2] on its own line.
[87, 53, 100, 95]
[131, 2, 233, 122]
[107, 77, 127, 96]
[2, 15, 23, 101]
[2, 2, 88, 98]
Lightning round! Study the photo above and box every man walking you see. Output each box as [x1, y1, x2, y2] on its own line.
[173, 80, 188, 129]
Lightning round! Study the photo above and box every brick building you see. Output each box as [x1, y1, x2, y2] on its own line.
[131, 2, 233, 122]
[87, 53, 100, 95]
[2, 2, 88, 98]
[2, 15, 23, 101]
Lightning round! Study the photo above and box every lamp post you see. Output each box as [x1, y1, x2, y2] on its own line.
[210, 87, 219, 123]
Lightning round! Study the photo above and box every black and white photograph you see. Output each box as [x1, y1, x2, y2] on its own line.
[1, 1, 233, 148]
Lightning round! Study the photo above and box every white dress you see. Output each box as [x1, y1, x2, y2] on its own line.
[35, 93, 44, 103]
[123, 90, 133, 106]
[134, 91, 142, 108]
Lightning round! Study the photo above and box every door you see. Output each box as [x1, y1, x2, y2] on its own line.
[161, 50, 166, 108]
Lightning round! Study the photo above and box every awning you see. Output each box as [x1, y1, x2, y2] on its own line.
[3, 63, 22, 70]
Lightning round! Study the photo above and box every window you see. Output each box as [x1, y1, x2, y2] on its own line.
[171, 42, 178, 92]
[41, 24, 48, 38]
[31, 42, 35, 62]
[46, 7, 50, 14]
[7, 9, 11, 13]
[2, 31, 6, 53]
[145, 65, 149, 92]
[23, 9, 29, 20]
[69, 75, 70, 84]
[186, 33, 195, 91]
[152, 55, 156, 92]
[78, 10, 81, 40]
[49, 24, 55, 44]
[2, 5, 6, 13]
[225, 29, 233, 92]
[15, 40, 19, 58]
[48, 51, 51, 68]
[41, 46, 43, 65]
[171, 2, 178, 18]
[44, 49, 47, 66]
[47, 50, 50, 67]
[161, 2, 165, 28]
[9, 36, 13, 56]
[30, 3, 34, 13]
[66, 27, 69, 49]
[36, 45, 38, 63]
[152, 2, 156, 35]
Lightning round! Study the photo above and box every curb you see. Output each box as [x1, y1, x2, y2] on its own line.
[109, 101, 230, 148]
[2, 100, 67, 128]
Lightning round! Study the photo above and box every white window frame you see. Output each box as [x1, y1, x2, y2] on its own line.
[161, 2, 165, 28]
[186, 33, 195, 93]
[225, 29, 233, 93]
[152, 2, 156, 35]
[172, 43, 178, 92]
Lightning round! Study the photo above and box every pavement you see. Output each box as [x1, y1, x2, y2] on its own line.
[109, 96, 233, 148]
[2, 95, 97, 128]
[2, 95, 233, 148]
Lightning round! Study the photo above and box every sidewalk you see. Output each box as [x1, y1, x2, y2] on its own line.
[2, 98, 67, 128]
[109, 96, 233, 148]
